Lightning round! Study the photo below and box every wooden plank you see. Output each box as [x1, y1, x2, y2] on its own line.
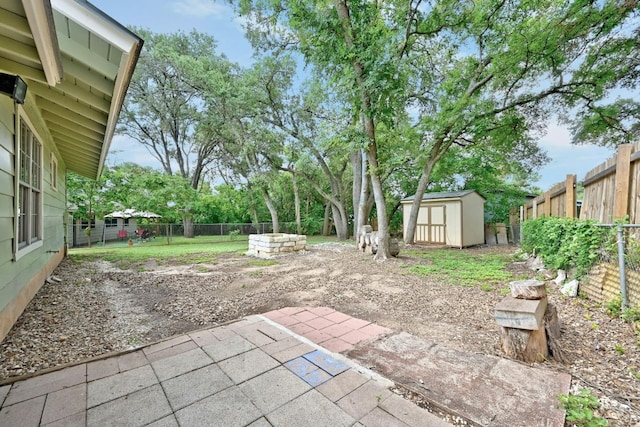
[614, 144, 633, 219]
[565, 174, 576, 218]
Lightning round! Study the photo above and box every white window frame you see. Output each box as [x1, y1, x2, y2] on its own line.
[50, 152, 58, 191]
[14, 107, 43, 260]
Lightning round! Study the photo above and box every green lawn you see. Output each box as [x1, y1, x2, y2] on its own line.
[70, 235, 340, 264]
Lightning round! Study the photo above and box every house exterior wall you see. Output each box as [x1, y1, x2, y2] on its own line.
[0, 96, 67, 341]
[71, 218, 138, 247]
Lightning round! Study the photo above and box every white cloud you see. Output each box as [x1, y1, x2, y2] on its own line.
[170, 0, 228, 18]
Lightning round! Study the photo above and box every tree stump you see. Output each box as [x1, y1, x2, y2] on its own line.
[496, 280, 550, 363]
[500, 326, 548, 363]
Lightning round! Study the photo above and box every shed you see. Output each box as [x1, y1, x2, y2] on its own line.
[401, 190, 486, 248]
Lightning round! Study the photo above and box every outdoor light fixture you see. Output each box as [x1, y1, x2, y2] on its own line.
[0, 73, 27, 104]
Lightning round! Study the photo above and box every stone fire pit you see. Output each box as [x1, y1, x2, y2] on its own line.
[247, 233, 307, 258]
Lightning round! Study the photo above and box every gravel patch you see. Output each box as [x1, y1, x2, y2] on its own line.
[0, 244, 638, 426]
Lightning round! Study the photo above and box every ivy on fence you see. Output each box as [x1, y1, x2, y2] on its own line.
[521, 217, 614, 277]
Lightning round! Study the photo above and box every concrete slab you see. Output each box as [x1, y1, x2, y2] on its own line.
[87, 358, 119, 382]
[0, 385, 10, 406]
[0, 395, 45, 427]
[239, 366, 311, 413]
[337, 380, 392, 420]
[87, 364, 157, 408]
[174, 386, 261, 427]
[218, 348, 280, 384]
[116, 350, 147, 372]
[41, 383, 86, 425]
[42, 411, 85, 427]
[86, 384, 171, 426]
[379, 393, 452, 427]
[146, 415, 179, 427]
[359, 407, 409, 427]
[348, 332, 570, 427]
[304, 350, 350, 376]
[202, 334, 256, 362]
[316, 370, 369, 402]
[151, 347, 213, 381]
[4, 364, 86, 406]
[267, 390, 355, 427]
[161, 364, 233, 410]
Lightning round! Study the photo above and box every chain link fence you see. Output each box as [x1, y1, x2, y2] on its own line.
[582, 224, 640, 309]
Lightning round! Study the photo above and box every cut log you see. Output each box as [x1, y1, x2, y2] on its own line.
[500, 326, 548, 363]
[389, 238, 399, 257]
[544, 303, 568, 363]
[510, 280, 546, 300]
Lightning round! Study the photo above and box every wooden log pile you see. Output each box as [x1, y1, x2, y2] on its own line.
[357, 225, 399, 257]
[495, 280, 565, 363]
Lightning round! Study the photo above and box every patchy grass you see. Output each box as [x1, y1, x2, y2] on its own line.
[246, 259, 278, 267]
[406, 249, 513, 287]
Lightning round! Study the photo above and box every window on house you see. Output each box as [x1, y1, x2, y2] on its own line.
[50, 153, 57, 191]
[17, 118, 42, 253]
[105, 217, 118, 228]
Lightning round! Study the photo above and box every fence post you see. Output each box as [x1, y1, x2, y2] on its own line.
[565, 174, 576, 218]
[544, 191, 551, 217]
[614, 144, 632, 219]
[617, 225, 629, 309]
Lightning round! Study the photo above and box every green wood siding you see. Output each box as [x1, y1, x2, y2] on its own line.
[0, 98, 66, 318]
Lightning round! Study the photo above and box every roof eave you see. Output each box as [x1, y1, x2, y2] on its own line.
[22, 0, 63, 85]
[97, 38, 143, 178]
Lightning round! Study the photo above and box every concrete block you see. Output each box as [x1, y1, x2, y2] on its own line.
[495, 296, 547, 330]
[218, 348, 280, 384]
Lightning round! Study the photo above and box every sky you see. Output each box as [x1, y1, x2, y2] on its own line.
[93, 0, 619, 192]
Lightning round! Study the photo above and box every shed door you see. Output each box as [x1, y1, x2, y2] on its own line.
[415, 205, 446, 244]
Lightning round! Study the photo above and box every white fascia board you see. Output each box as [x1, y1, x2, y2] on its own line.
[51, 0, 138, 54]
[22, 0, 63, 85]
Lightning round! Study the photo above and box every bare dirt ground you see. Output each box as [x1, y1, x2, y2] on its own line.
[0, 242, 638, 426]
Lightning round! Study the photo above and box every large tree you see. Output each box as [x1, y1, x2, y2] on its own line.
[239, 0, 639, 252]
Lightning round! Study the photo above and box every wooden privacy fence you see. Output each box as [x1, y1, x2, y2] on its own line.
[522, 141, 640, 223]
[517, 142, 640, 307]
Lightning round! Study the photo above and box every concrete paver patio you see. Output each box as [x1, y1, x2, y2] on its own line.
[0, 310, 451, 427]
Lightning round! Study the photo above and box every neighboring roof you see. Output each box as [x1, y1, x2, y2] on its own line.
[401, 190, 486, 202]
[0, 0, 142, 179]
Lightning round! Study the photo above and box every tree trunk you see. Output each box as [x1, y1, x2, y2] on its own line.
[356, 147, 368, 240]
[334, 0, 389, 258]
[182, 215, 195, 238]
[404, 159, 436, 245]
[331, 202, 349, 240]
[365, 121, 390, 260]
[248, 186, 260, 232]
[351, 149, 363, 237]
[262, 187, 279, 234]
[323, 203, 331, 236]
[292, 172, 302, 235]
